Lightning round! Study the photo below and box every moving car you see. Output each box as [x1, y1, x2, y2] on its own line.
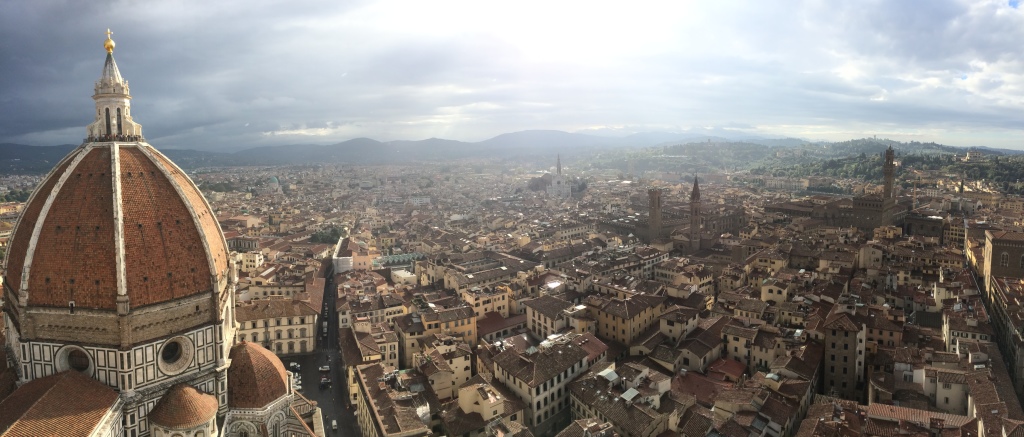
[319, 365, 330, 372]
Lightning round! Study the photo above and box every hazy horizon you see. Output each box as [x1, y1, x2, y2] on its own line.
[2, 1, 1024, 151]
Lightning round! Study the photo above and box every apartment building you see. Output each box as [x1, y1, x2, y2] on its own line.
[413, 334, 473, 401]
[394, 305, 476, 368]
[988, 276, 1024, 395]
[943, 305, 995, 353]
[652, 257, 714, 295]
[585, 294, 667, 345]
[524, 295, 573, 339]
[568, 361, 677, 437]
[354, 363, 435, 437]
[235, 299, 319, 356]
[461, 285, 511, 318]
[823, 303, 867, 402]
[440, 375, 528, 437]
[338, 293, 407, 328]
[492, 333, 607, 436]
[339, 323, 399, 406]
[237, 251, 266, 273]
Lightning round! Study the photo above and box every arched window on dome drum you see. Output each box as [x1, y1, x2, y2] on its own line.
[116, 108, 122, 136]
[104, 108, 111, 136]
[1002, 252, 1010, 267]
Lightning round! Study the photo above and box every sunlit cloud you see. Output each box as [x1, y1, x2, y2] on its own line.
[1, 0, 1024, 151]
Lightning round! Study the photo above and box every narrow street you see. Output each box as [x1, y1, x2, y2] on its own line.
[286, 271, 359, 437]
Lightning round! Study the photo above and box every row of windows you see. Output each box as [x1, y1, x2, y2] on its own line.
[248, 317, 307, 329]
[951, 331, 987, 341]
[239, 329, 309, 341]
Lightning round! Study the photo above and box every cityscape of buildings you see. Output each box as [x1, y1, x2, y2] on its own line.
[6, 32, 1024, 437]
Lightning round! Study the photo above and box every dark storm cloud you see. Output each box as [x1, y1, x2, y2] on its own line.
[2, 0, 1024, 150]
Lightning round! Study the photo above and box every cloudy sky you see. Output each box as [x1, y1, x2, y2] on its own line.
[2, 0, 1024, 151]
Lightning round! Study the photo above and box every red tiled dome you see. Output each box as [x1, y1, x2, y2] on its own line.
[148, 383, 218, 429]
[3, 143, 228, 310]
[228, 341, 288, 408]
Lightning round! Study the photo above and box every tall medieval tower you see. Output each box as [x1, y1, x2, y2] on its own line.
[881, 146, 897, 226]
[883, 146, 895, 199]
[690, 176, 701, 252]
[648, 188, 663, 242]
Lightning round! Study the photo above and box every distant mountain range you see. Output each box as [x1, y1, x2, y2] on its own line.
[0, 130, 1014, 174]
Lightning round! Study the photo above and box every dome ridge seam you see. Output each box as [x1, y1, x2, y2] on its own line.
[110, 143, 129, 310]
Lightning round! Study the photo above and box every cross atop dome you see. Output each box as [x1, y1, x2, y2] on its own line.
[104, 28, 115, 53]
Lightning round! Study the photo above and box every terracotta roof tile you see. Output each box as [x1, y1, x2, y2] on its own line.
[150, 151, 228, 276]
[493, 336, 591, 388]
[27, 148, 117, 309]
[524, 295, 573, 320]
[235, 299, 318, 322]
[148, 383, 218, 429]
[228, 341, 289, 408]
[4, 156, 73, 296]
[7, 144, 229, 311]
[0, 371, 119, 437]
[119, 148, 218, 307]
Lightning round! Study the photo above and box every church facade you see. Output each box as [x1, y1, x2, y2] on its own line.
[0, 32, 316, 437]
[546, 155, 572, 199]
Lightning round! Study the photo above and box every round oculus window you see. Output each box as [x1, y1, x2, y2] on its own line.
[55, 346, 94, 376]
[157, 336, 195, 376]
[68, 349, 90, 372]
[161, 341, 182, 364]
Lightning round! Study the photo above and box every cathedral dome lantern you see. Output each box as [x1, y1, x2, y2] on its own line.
[87, 29, 142, 142]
